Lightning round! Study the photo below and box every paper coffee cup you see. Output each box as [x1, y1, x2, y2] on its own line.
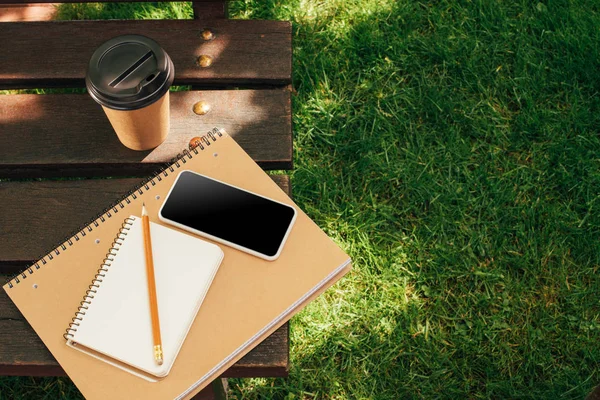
[86, 35, 175, 151]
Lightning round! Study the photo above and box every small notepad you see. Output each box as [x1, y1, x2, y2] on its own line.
[65, 215, 224, 381]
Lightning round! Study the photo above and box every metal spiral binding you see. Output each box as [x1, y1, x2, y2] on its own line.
[6, 127, 224, 289]
[63, 217, 134, 340]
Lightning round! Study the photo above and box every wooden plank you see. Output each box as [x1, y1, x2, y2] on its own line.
[0, 291, 289, 377]
[190, 379, 226, 400]
[0, 20, 292, 89]
[0, 176, 290, 268]
[193, 1, 228, 19]
[0, 89, 292, 177]
[191, 379, 228, 400]
[0, 3, 56, 21]
[0, 174, 290, 377]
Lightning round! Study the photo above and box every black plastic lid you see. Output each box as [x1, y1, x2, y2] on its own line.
[85, 35, 175, 111]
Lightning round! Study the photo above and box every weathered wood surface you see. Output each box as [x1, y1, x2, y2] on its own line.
[193, 1, 228, 19]
[0, 89, 292, 177]
[0, 175, 290, 377]
[0, 176, 290, 268]
[0, 20, 292, 89]
[0, 3, 56, 21]
[191, 379, 228, 400]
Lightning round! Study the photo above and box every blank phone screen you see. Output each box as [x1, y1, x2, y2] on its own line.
[160, 171, 296, 257]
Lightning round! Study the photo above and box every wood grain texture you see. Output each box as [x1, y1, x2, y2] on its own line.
[0, 19, 291, 89]
[193, 1, 228, 19]
[0, 89, 292, 177]
[0, 176, 290, 269]
[0, 3, 57, 21]
[0, 174, 290, 377]
[191, 379, 228, 400]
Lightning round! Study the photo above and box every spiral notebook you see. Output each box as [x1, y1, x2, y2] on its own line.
[65, 216, 224, 382]
[3, 128, 352, 400]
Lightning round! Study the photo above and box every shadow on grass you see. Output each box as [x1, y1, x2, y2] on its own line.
[229, 0, 600, 399]
[2, 0, 600, 399]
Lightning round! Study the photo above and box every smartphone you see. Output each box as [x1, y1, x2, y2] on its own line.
[159, 170, 297, 261]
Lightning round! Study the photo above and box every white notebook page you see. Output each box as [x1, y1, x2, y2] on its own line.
[67, 216, 223, 379]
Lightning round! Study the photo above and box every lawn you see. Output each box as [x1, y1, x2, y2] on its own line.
[1, 0, 600, 399]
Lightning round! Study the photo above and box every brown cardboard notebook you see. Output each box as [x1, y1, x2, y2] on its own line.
[3, 128, 351, 400]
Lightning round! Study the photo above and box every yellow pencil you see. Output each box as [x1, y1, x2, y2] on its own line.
[141, 203, 163, 365]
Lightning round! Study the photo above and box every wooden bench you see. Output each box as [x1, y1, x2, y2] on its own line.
[0, 1, 292, 399]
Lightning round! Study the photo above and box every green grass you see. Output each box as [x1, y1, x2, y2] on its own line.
[2, 0, 600, 398]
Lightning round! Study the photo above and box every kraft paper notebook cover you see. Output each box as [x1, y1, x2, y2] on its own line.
[65, 216, 224, 382]
[3, 128, 352, 400]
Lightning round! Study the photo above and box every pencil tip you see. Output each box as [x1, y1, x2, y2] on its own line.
[141, 202, 147, 216]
